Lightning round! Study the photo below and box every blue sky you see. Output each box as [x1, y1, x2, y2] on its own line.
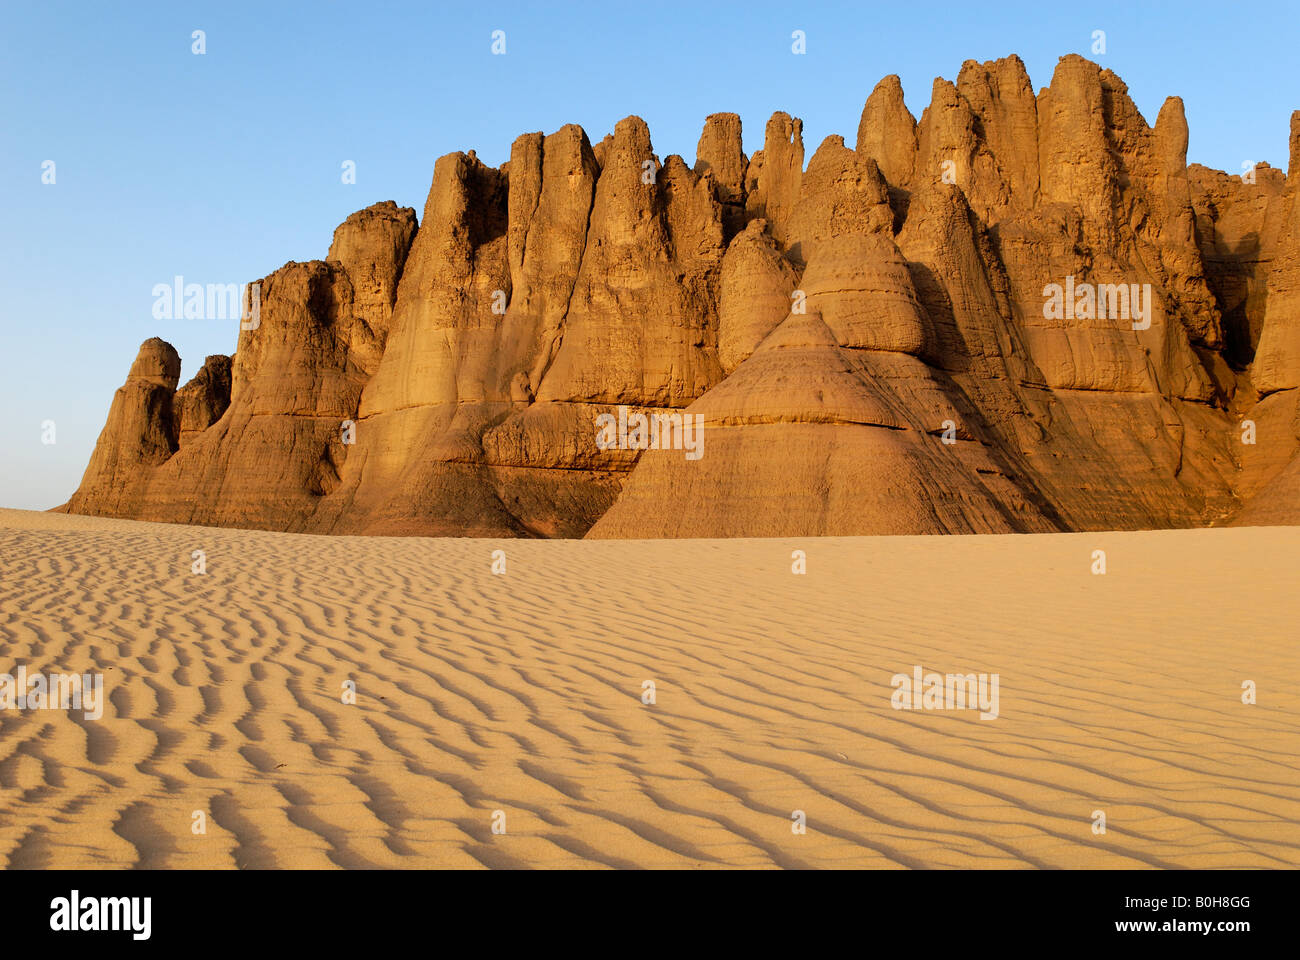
[1, 0, 1295, 509]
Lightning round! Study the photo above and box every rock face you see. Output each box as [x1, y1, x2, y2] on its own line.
[65, 338, 180, 517]
[62, 57, 1300, 537]
[172, 354, 232, 444]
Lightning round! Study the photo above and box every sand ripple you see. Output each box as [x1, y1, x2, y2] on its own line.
[1, 508, 1297, 868]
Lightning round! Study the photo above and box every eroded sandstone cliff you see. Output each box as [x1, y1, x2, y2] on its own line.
[62, 55, 1300, 537]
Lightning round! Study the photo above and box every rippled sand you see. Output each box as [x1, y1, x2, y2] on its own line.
[1, 507, 1297, 868]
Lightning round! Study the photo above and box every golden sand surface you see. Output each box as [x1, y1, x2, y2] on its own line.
[1, 508, 1297, 868]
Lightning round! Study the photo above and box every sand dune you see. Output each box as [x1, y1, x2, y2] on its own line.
[1, 507, 1297, 868]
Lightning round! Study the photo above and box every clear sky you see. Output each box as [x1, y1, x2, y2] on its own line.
[1, 0, 1295, 510]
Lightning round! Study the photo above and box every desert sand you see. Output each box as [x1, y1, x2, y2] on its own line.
[1, 506, 1297, 868]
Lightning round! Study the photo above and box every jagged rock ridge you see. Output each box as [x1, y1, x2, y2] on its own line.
[62, 55, 1300, 537]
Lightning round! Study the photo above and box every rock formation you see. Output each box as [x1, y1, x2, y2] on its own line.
[61, 55, 1300, 537]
